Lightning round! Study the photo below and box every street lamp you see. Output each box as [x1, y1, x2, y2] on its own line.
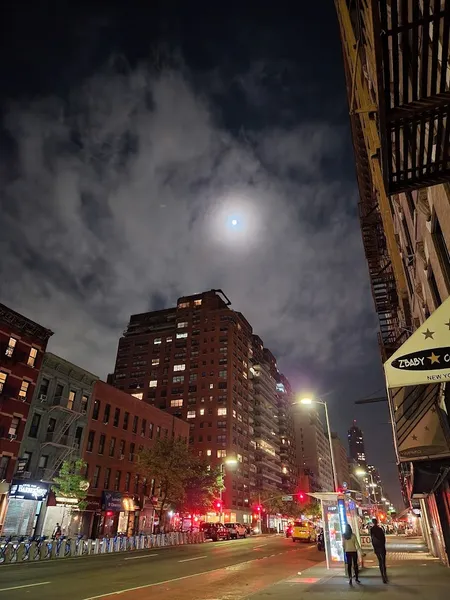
[219, 457, 238, 522]
[298, 396, 338, 492]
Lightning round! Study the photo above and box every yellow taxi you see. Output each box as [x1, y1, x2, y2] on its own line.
[292, 521, 317, 543]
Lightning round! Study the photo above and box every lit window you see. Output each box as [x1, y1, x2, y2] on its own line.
[149, 380, 158, 388]
[187, 410, 196, 419]
[18, 380, 29, 400]
[217, 449, 227, 458]
[154, 338, 162, 345]
[176, 332, 188, 339]
[178, 302, 189, 309]
[0, 372, 7, 392]
[219, 370, 227, 378]
[233, 410, 237, 418]
[282, 466, 287, 474]
[172, 375, 184, 383]
[177, 322, 188, 329]
[171, 399, 183, 407]
[209, 383, 214, 389]
[243, 371, 248, 379]
[152, 358, 160, 366]
[166, 336, 173, 343]
[237, 453, 243, 462]
[199, 408, 205, 416]
[5, 337, 17, 357]
[194, 299, 202, 306]
[206, 449, 212, 456]
[174, 364, 186, 371]
[218, 407, 227, 416]
[132, 392, 143, 400]
[27, 348, 38, 367]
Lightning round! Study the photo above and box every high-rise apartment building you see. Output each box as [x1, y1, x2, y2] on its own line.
[331, 432, 351, 489]
[335, 0, 450, 563]
[293, 408, 334, 492]
[110, 289, 295, 523]
[348, 420, 367, 468]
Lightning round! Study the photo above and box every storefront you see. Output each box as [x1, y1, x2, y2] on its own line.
[92, 491, 140, 538]
[2, 480, 49, 537]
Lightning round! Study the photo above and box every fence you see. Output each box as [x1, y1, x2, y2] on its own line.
[0, 531, 205, 564]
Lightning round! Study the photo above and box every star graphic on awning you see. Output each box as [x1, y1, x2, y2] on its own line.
[428, 352, 440, 364]
[412, 435, 418, 441]
[422, 329, 435, 339]
[424, 426, 430, 431]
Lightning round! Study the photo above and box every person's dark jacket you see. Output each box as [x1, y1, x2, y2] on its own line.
[370, 524, 386, 551]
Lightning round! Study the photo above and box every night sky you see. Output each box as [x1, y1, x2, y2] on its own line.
[0, 1, 401, 506]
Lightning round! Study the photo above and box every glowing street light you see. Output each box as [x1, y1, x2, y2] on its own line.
[219, 457, 238, 520]
[297, 395, 338, 491]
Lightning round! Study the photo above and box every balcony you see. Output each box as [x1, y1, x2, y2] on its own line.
[44, 432, 78, 448]
[373, 1, 450, 193]
[51, 396, 85, 414]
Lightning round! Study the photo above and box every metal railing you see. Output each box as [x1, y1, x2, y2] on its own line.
[0, 531, 205, 564]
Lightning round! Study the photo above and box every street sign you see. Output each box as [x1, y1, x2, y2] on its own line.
[282, 495, 293, 501]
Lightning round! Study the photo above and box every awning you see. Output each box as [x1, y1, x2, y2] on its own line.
[384, 296, 450, 388]
[411, 460, 450, 499]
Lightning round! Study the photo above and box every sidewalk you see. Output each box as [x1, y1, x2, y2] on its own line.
[248, 548, 450, 599]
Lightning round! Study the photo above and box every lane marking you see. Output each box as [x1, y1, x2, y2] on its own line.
[0, 582, 51, 593]
[253, 544, 268, 549]
[178, 555, 207, 563]
[82, 547, 299, 599]
[124, 554, 159, 561]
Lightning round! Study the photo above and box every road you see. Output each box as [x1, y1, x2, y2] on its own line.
[0, 535, 324, 600]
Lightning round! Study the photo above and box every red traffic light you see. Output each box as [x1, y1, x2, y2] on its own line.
[215, 500, 222, 509]
[256, 505, 261, 512]
[298, 492, 305, 501]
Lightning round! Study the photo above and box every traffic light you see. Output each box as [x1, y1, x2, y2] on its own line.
[298, 492, 305, 502]
[256, 505, 262, 513]
[215, 500, 222, 510]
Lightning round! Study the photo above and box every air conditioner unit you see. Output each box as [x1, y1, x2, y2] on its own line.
[8, 433, 17, 441]
[39, 394, 48, 402]
[119, 454, 125, 460]
[22, 471, 31, 479]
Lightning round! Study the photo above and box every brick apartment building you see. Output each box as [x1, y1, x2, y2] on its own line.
[82, 381, 189, 538]
[109, 289, 297, 524]
[0, 303, 53, 533]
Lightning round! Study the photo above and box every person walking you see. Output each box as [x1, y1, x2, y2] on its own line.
[342, 523, 361, 585]
[371, 518, 388, 583]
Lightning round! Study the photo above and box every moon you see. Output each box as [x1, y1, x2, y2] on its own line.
[231, 219, 238, 226]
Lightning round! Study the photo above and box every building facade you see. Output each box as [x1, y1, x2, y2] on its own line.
[331, 432, 350, 489]
[109, 290, 295, 523]
[335, 0, 450, 564]
[0, 303, 53, 534]
[2, 353, 98, 538]
[276, 374, 298, 492]
[347, 420, 367, 468]
[293, 408, 334, 492]
[82, 381, 189, 538]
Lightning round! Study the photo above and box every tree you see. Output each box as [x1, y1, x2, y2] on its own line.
[180, 459, 223, 517]
[52, 458, 89, 511]
[137, 437, 194, 525]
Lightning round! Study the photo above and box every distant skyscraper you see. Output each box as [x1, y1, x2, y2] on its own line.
[348, 420, 367, 468]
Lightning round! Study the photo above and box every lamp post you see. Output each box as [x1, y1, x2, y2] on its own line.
[219, 457, 238, 522]
[298, 397, 339, 492]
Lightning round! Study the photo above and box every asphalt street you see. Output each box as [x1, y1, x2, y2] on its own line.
[0, 535, 324, 600]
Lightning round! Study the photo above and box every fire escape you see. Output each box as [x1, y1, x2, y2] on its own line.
[39, 394, 84, 481]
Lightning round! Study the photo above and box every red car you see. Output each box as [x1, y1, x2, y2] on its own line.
[285, 525, 293, 538]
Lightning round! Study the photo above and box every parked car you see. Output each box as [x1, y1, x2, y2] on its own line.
[200, 522, 231, 541]
[292, 521, 317, 543]
[224, 523, 247, 539]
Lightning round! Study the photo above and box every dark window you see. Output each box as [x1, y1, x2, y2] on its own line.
[129, 443, 135, 461]
[92, 400, 100, 420]
[125, 472, 131, 491]
[156, 426, 161, 438]
[98, 434, 105, 454]
[113, 408, 120, 427]
[103, 404, 111, 424]
[39, 378, 50, 397]
[114, 470, 121, 491]
[429, 267, 442, 307]
[123, 412, 129, 430]
[75, 426, 83, 446]
[149, 423, 154, 439]
[92, 466, 101, 488]
[104, 468, 111, 489]
[0, 456, 10, 479]
[109, 437, 116, 457]
[55, 383, 64, 398]
[134, 474, 140, 493]
[141, 419, 147, 437]
[119, 440, 126, 457]
[29, 413, 41, 438]
[433, 215, 450, 285]
[81, 395, 89, 412]
[132, 416, 138, 434]
[47, 418, 56, 433]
